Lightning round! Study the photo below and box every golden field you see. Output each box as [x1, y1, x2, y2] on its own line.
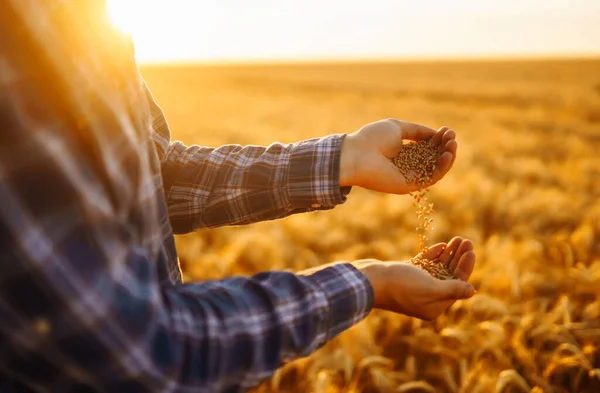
[141, 59, 600, 393]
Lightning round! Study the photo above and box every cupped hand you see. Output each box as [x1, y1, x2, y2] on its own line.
[339, 118, 457, 194]
[353, 237, 476, 321]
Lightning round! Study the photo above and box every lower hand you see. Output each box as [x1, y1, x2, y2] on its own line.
[339, 119, 457, 194]
[354, 237, 476, 321]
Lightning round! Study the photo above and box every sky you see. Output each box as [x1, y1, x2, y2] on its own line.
[107, 0, 600, 63]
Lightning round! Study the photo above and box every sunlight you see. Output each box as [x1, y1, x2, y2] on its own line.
[107, 0, 145, 36]
[105, 0, 600, 63]
[106, 0, 215, 62]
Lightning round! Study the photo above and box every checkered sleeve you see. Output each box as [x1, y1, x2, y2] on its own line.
[146, 84, 353, 234]
[1, 210, 372, 392]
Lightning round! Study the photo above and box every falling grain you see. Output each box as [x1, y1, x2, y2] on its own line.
[392, 138, 439, 253]
[392, 139, 455, 280]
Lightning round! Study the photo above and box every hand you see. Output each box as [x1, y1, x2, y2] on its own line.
[339, 119, 457, 194]
[354, 237, 476, 321]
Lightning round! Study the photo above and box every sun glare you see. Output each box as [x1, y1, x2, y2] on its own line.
[105, 1, 600, 64]
[106, 0, 152, 36]
[106, 0, 222, 63]
[106, 0, 185, 62]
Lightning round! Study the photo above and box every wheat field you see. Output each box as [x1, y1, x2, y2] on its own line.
[140, 59, 600, 393]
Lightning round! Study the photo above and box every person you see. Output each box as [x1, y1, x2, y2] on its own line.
[0, 1, 476, 392]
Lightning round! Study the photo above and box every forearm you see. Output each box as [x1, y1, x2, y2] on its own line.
[144, 79, 352, 233]
[0, 258, 372, 392]
[161, 136, 352, 233]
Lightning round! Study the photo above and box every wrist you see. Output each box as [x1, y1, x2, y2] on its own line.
[352, 260, 385, 309]
[339, 134, 357, 187]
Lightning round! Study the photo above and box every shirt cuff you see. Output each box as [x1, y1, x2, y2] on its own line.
[300, 263, 374, 347]
[286, 134, 353, 210]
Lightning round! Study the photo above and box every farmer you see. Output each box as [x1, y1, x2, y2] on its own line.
[0, 1, 476, 392]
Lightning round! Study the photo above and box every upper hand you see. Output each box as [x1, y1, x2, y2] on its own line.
[339, 119, 457, 194]
[354, 237, 476, 321]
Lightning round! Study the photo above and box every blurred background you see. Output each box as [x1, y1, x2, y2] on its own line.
[108, 1, 600, 392]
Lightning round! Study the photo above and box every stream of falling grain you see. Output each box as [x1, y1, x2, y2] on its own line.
[392, 139, 456, 280]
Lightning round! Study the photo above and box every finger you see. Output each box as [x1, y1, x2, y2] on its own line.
[453, 250, 476, 281]
[450, 239, 473, 271]
[432, 126, 449, 145]
[437, 279, 476, 300]
[429, 138, 458, 185]
[431, 151, 453, 183]
[443, 139, 457, 156]
[419, 242, 447, 260]
[438, 236, 463, 266]
[442, 129, 456, 146]
[401, 122, 437, 141]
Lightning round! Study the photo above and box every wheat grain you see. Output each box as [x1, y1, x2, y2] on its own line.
[407, 256, 455, 280]
[392, 138, 439, 253]
[391, 139, 439, 186]
[391, 139, 456, 279]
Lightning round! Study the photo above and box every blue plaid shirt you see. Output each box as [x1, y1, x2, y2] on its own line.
[0, 2, 373, 392]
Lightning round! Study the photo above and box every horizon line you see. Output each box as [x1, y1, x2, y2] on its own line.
[138, 52, 600, 67]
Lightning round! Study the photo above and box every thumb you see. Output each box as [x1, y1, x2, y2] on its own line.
[437, 280, 476, 300]
[400, 122, 437, 142]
